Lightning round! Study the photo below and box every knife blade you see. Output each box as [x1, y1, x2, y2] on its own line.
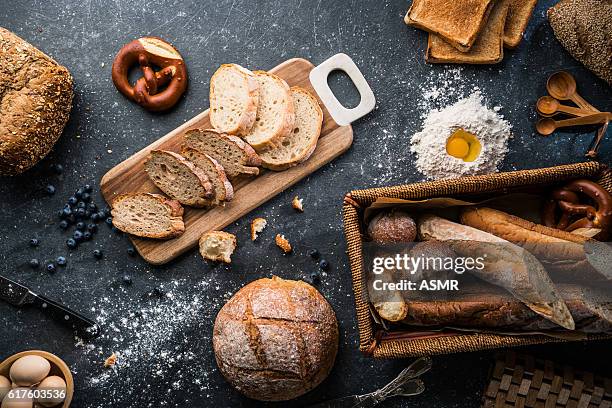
[0, 275, 100, 339]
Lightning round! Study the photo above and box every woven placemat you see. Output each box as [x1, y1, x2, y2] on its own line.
[483, 352, 612, 407]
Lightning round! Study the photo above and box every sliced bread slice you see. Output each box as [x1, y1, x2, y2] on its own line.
[259, 87, 323, 171]
[111, 193, 185, 239]
[209, 64, 260, 136]
[180, 146, 234, 205]
[199, 231, 236, 263]
[242, 71, 295, 151]
[183, 128, 262, 179]
[504, 0, 537, 49]
[144, 150, 213, 207]
[426, 0, 510, 64]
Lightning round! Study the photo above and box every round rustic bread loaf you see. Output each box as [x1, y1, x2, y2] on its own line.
[213, 276, 338, 401]
[0, 27, 73, 176]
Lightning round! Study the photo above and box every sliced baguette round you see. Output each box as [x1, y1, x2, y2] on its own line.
[111, 193, 185, 239]
[180, 146, 234, 205]
[184, 128, 261, 179]
[209, 64, 260, 136]
[242, 71, 295, 151]
[259, 87, 323, 171]
[144, 150, 213, 207]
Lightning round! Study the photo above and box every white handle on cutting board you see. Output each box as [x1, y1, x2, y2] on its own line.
[309, 53, 376, 126]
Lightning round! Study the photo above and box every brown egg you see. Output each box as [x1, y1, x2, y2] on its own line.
[9, 356, 50, 387]
[0, 387, 33, 408]
[36, 376, 66, 408]
[0, 376, 10, 401]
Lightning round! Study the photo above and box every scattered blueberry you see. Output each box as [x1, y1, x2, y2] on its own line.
[59, 220, 69, 230]
[83, 231, 93, 241]
[81, 193, 91, 203]
[83, 184, 93, 193]
[310, 272, 321, 284]
[73, 230, 84, 242]
[127, 246, 136, 256]
[66, 238, 78, 249]
[52, 164, 63, 175]
[57, 209, 64, 219]
[46, 263, 56, 273]
[56, 256, 67, 266]
[29, 238, 40, 247]
[45, 184, 56, 195]
[93, 249, 103, 259]
[75, 188, 84, 198]
[103, 207, 111, 217]
[77, 201, 86, 209]
[97, 211, 106, 220]
[308, 249, 320, 259]
[66, 214, 76, 225]
[76, 208, 86, 219]
[90, 212, 100, 222]
[105, 217, 113, 226]
[29, 259, 40, 268]
[87, 223, 97, 232]
[87, 202, 97, 212]
[122, 275, 133, 285]
[61, 207, 72, 218]
[68, 196, 78, 206]
[76, 222, 86, 231]
[319, 259, 330, 271]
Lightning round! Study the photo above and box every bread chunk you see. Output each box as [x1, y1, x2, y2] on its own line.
[111, 193, 185, 239]
[199, 231, 236, 263]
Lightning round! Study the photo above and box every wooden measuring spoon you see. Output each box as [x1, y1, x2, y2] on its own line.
[586, 121, 609, 158]
[536, 112, 610, 136]
[536, 96, 601, 117]
[547, 72, 599, 112]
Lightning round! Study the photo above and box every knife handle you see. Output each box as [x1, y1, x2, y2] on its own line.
[32, 294, 100, 338]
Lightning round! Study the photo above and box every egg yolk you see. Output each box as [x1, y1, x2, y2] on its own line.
[446, 129, 481, 162]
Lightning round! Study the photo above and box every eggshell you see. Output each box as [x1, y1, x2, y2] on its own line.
[0, 387, 33, 408]
[9, 356, 50, 387]
[36, 376, 66, 407]
[0, 376, 10, 401]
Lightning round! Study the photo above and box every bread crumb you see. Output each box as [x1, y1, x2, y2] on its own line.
[275, 234, 292, 253]
[250, 218, 267, 241]
[104, 352, 117, 368]
[292, 196, 304, 212]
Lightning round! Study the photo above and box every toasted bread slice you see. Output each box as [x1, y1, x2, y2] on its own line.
[504, 0, 537, 49]
[144, 150, 213, 207]
[405, 0, 496, 52]
[183, 128, 261, 179]
[180, 147, 234, 205]
[426, 0, 510, 64]
[209, 64, 260, 136]
[111, 193, 185, 239]
[242, 71, 295, 151]
[199, 231, 236, 263]
[259, 87, 323, 171]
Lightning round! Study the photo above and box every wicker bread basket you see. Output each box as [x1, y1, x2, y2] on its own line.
[342, 162, 612, 358]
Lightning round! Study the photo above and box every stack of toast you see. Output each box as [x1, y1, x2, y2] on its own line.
[111, 64, 324, 240]
[405, 0, 537, 64]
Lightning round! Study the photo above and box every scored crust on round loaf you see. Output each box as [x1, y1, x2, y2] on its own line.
[242, 71, 295, 151]
[111, 193, 185, 239]
[183, 128, 261, 179]
[209, 64, 260, 136]
[259, 87, 323, 171]
[144, 150, 213, 207]
[0, 27, 74, 176]
[180, 146, 234, 205]
[213, 276, 339, 402]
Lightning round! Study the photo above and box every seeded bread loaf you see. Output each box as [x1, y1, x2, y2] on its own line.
[259, 87, 323, 171]
[180, 146, 234, 205]
[183, 128, 261, 179]
[213, 276, 338, 401]
[243, 71, 295, 151]
[111, 193, 185, 239]
[144, 150, 213, 207]
[199, 231, 236, 263]
[0, 27, 74, 176]
[209, 64, 260, 136]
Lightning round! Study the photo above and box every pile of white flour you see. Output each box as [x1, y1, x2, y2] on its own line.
[410, 91, 512, 180]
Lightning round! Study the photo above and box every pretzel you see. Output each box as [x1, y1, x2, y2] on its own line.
[543, 179, 612, 239]
[111, 37, 187, 112]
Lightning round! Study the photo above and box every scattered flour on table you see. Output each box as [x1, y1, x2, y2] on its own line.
[410, 91, 512, 180]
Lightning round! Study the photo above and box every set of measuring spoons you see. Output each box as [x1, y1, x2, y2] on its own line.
[535, 71, 609, 157]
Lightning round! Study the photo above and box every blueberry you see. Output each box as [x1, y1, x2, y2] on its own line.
[77, 201, 86, 209]
[81, 193, 91, 202]
[66, 238, 78, 249]
[319, 259, 330, 271]
[66, 214, 76, 225]
[103, 207, 112, 217]
[96, 211, 106, 220]
[61, 207, 72, 218]
[57, 209, 65, 219]
[52, 164, 63, 175]
[75, 188, 84, 198]
[76, 222, 86, 231]
[310, 272, 321, 284]
[29, 238, 39, 247]
[46, 263, 56, 273]
[105, 217, 113, 226]
[73, 230, 84, 242]
[127, 246, 136, 256]
[308, 249, 320, 259]
[59, 220, 69, 230]
[87, 223, 97, 232]
[122, 275, 133, 285]
[87, 202, 97, 212]
[68, 196, 78, 206]
[56, 256, 67, 266]
[93, 249, 103, 259]
[76, 208, 86, 219]
[45, 184, 56, 195]
[83, 231, 92, 241]
[84, 184, 93, 192]
[29, 259, 40, 268]
[85, 210, 92, 219]
[90, 212, 100, 222]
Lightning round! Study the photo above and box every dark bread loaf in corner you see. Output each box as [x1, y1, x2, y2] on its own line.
[213, 276, 338, 401]
[0, 27, 73, 175]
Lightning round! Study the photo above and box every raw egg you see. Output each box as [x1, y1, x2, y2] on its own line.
[0, 387, 33, 408]
[36, 376, 66, 407]
[9, 356, 50, 387]
[446, 128, 481, 162]
[0, 375, 10, 401]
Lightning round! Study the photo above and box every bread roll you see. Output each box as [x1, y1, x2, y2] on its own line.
[213, 276, 338, 401]
[368, 210, 417, 243]
[0, 28, 73, 175]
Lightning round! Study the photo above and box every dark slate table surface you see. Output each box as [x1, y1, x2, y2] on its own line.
[1, 1, 611, 407]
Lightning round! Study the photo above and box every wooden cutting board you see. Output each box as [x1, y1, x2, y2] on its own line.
[100, 58, 353, 265]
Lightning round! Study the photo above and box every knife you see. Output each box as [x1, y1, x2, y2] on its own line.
[0, 274, 100, 338]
